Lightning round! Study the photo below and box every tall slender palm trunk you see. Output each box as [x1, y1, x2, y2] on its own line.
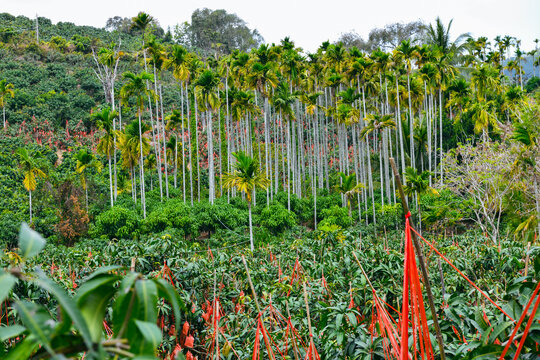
[248, 202, 254, 251]
[108, 154, 113, 207]
[407, 71, 415, 169]
[439, 87, 443, 186]
[160, 84, 169, 198]
[207, 109, 215, 204]
[138, 111, 146, 218]
[29, 190, 32, 223]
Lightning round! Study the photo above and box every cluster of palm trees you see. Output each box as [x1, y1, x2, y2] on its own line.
[15, 13, 536, 227]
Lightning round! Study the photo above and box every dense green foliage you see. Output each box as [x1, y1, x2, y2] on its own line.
[0, 9, 539, 360]
[2, 222, 539, 358]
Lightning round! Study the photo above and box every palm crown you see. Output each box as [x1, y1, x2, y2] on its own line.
[222, 151, 269, 203]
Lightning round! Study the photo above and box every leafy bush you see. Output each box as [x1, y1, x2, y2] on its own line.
[375, 203, 402, 230]
[90, 206, 140, 239]
[259, 202, 297, 234]
[525, 76, 540, 93]
[143, 199, 198, 239]
[319, 205, 352, 228]
[194, 199, 247, 234]
[1, 224, 183, 359]
[0, 211, 23, 248]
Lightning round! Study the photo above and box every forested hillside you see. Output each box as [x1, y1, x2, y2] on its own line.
[1, 9, 540, 359]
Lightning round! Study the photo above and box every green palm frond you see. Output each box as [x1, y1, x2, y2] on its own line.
[222, 151, 269, 203]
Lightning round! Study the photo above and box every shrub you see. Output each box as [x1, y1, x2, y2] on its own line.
[319, 205, 352, 228]
[375, 203, 402, 230]
[525, 76, 540, 93]
[259, 202, 297, 234]
[143, 199, 198, 239]
[55, 195, 89, 245]
[0, 211, 23, 248]
[90, 206, 139, 239]
[194, 199, 247, 234]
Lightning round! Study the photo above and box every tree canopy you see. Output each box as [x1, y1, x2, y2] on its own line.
[178, 8, 263, 55]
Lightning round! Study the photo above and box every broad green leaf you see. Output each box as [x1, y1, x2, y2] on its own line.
[0, 325, 26, 341]
[34, 271, 93, 349]
[127, 280, 159, 355]
[337, 331, 344, 345]
[14, 301, 55, 356]
[468, 344, 504, 359]
[134, 320, 162, 350]
[489, 321, 513, 343]
[4, 335, 39, 360]
[346, 311, 357, 327]
[112, 272, 138, 333]
[0, 271, 16, 304]
[18, 223, 46, 259]
[336, 313, 344, 328]
[135, 279, 158, 322]
[155, 278, 185, 332]
[83, 265, 122, 282]
[480, 324, 494, 345]
[75, 275, 119, 342]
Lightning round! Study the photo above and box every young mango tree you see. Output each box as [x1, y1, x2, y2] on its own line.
[222, 151, 269, 251]
[0, 223, 185, 359]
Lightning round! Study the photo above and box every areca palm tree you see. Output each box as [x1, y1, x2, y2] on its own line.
[131, 12, 153, 51]
[144, 153, 157, 191]
[446, 78, 471, 123]
[230, 89, 259, 122]
[118, 120, 151, 202]
[165, 137, 178, 193]
[403, 166, 438, 232]
[92, 106, 118, 207]
[502, 86, 526, 120]
[165, 109, 184, 194]
[512, 115, 540, 238]
[361, 113, 396, 207]
[120, 71, 154, 218]
[431, 49, 457, 184]
[361, 113, 396, 138]
[0, 79, 15, 128]
[246, 61, 278, 97]
[466, 99, 499, 138]
[471, 64, 500, 100]
[247, 46, 278, 200]
[324, 43, 347, 73]
[222, 151, 269, 251]
[336, 172, 364, 217]
[165, 45, 191, 83]
[16, 148, 47, 223]
[194, 69, 221, 204]
[165, 46, 192, 198]
[272, 81, 298, 210]
[426, 17, 470, 60]
[394, 40, 420, 167]
[75, 149, 103, 212]
[147, 38, 169, 199]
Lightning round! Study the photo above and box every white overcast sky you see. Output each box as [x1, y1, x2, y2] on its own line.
[1, 0, 539, 52]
